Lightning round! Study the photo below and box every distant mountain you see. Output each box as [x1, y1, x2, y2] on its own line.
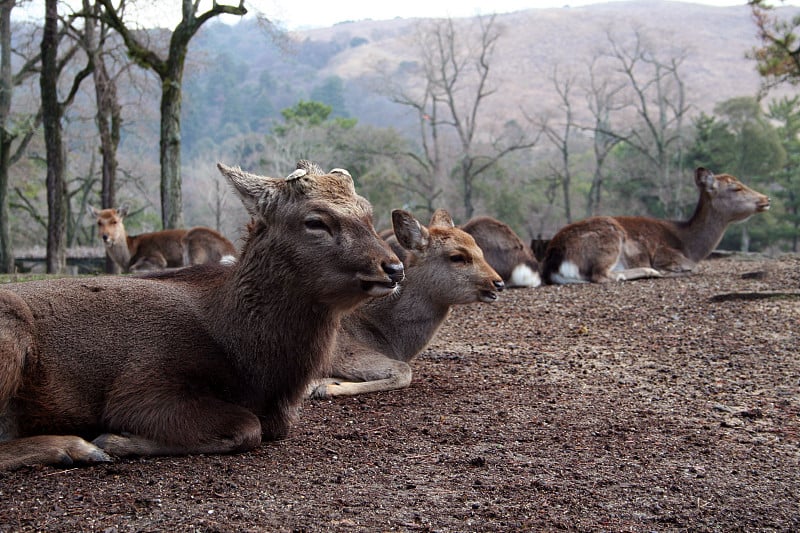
[269, 0, 794, 129]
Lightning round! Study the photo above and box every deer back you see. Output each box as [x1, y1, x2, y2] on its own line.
[181, 227, 237, 265]
[460, 216, 540, 287]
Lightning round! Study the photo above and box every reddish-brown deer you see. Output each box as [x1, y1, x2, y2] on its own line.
[88, 205, 237, 272]
[541, 168, 771, 284]
[460, 216, 541, 288]
[0, 161, 403, 470]
[309, 208, 504, 398]
[181, 226, 238, 266]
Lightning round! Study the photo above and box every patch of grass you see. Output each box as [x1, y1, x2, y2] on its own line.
[0, 273, 76, 284]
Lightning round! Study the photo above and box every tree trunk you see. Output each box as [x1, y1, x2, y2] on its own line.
[0, 1, 13, 273]
[160, 71, 183, 229]
[41, 0, 67, 274]
[87, 1, 122, 272]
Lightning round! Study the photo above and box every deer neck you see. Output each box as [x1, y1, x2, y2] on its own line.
[350, 272, 451, 362]
[676, 195, 730, 262]
[105, 237, 133, 271]
[207, 246, 339, 408]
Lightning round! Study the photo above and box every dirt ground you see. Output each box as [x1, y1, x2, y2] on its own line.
[1, 254, 798, 532]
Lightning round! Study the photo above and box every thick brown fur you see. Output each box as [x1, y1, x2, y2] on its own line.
[460, 216, 541, 287]
[309, 209, 504, 398]
[541, 168, 771, 284]
[0, 161, 403, 470]
[181, 227, 238, 265]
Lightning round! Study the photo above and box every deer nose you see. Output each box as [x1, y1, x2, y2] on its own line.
[102, 234, 109, 242]
[493, 280, 505, 292]
[383, 261, 405, 283]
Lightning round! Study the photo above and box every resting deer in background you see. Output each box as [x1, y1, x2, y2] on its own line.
[181, 226, 238, 266]
[309, 208, 504, 399]
[541, 167, 771, 284]
[88, 205, 237, 272]
[460, 216, 541, 288]
[0, 161, 403, 470]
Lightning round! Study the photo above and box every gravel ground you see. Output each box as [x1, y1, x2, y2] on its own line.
[1, 254, 798, 532]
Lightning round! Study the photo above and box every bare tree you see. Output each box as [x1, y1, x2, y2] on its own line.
[41, 0, 94, 273]
[388, 15, 538, 220]
[583, 54, 626, 217]
[98, 0, 247, 229]
[537, 65, 578, 224]
[601, 28, 691, 217]
[82, 0, 124, 272]
[0, 1, 42, 272]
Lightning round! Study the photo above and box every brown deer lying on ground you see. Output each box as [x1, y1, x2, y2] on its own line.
[541, 167, 771, 284]
[460, 216, 541, 288]
[0, 161, 403, 470]
[181, 226, 238, 266]
[308, 208, 504, 398]
[88, 205, 237, 272]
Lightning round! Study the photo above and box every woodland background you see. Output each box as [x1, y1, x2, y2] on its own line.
[3, 0, 800, 273]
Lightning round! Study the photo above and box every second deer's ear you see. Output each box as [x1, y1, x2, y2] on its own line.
[392, 209, 430, 251]
[429, 208, 454, 229]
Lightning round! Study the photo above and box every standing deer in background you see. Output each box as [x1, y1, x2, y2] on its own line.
[541, 167, 771, 284]
[0, 161, 403, 470]
[309, 208, 504, 399]
[460, 216, 541, 288]
[88, 205, 237, 272]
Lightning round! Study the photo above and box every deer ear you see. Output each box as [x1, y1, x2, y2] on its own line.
[695, 167, 718, 193]
[429, 208, 454, 229]
[87, 204, 99, 218]
[392, 209, 430, 251]
[218, 163, 282, 216]
[116, 204, 129, 218]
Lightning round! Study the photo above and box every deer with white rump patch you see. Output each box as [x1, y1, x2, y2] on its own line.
[460, 216, 541, 288]
[541, 167, 771, 284]
[88, 205, 237, 272]
[0, 161, 403, 470]
[309, 208, 504, 398]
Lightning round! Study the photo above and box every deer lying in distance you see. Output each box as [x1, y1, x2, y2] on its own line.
[88, 205, 237, 272]
[182, 226, 238, 266]
[308, 208, 504, 399]
[460, 216, 541, 288]
[541, 167, 771, 284]
[0, 161, 403, 470]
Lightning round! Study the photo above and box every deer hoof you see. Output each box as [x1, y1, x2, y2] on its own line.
[62, 437, 113, 465]
[309, 384, 331, 400]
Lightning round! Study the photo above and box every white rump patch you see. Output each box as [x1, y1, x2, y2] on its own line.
[219, 255, 237, 265]
[550, 260, 587, 284]
[509, 264, 541, 288]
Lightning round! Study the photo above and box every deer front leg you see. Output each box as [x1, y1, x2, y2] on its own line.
[610, 267, 664, 281]
[309, 353, 413, 399]
[0, 435, 112, 471]
[98, 391, 263, 459]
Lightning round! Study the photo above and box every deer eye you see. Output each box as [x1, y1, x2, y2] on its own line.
[449, 253, 467, 263]
[304, 217, 331, 234]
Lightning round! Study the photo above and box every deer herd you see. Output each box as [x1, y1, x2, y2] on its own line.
[0, 163, 770, 470]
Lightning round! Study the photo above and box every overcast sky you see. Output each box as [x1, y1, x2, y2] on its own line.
[17, 0, 794, 32]
[263, 0, 763, 30]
